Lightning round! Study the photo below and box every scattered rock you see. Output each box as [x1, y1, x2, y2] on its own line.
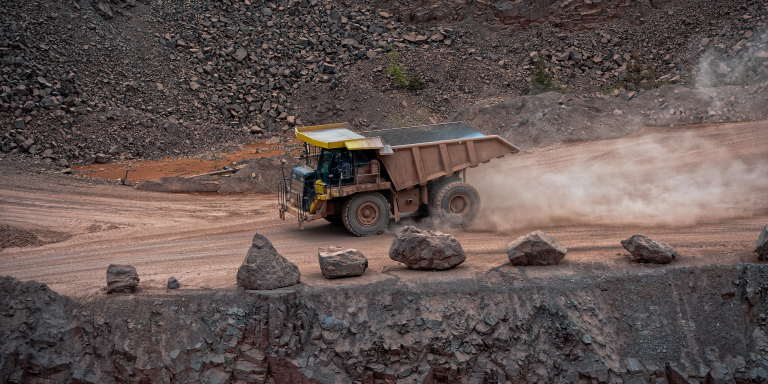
[621, 234, 678, 264]
[167, 276, 179, 289]
[506, 230, 567, 266]
[237, 233, 300, 290]
[389, 226, 466, 270]
[318, 246, 368, 278]
[106, 264, 139, 293]
[756, 225, 768, 261]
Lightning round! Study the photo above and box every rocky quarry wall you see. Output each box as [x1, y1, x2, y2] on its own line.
[3, 263, 768, 384]
[377, 0, 668, 29]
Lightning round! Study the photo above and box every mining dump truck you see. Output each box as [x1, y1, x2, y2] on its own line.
[278, 122, 519, 236]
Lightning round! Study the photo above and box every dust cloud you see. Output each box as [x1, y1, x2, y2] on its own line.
[472, 130, 768, 232]
[695, 28, 768, 89]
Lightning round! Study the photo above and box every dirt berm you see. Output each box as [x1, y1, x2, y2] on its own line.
[2, 263, 767, 383]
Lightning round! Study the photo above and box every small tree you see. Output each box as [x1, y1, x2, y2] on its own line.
[624, 52, 658, 91]
[530, 58, 564, 95]
[385, 47, 426, 90]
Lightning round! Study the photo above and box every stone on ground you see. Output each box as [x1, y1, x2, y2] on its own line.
[506, 230, 568, 266]
[756, 225, 768, 261]
[389, 226, 466, 270]
[167, 276, 179, 289]
[237, 233, 300, 290]
[318, 246, 368, 278]
[621, 234, 678, 264]
[106, 264, 139, 293]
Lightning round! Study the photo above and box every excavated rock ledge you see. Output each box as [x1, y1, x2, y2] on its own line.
[1, 263, 767, 383]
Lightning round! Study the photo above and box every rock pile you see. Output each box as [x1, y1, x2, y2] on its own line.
[621, 234, 678, 264]
[507, 230, 568, 266]
[317, 246, 368, 278]
[106, 264, 139, 293]
[389, 226, 466, 270]
[236, 233, 300, 290]
[756, 225, 768, 261]
[2, 0, 766, 168]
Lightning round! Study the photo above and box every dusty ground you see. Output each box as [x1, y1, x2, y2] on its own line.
[1, 120, 765, 298]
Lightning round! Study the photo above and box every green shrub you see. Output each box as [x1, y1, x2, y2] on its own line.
[624, 52, 659, 91]
[385, 47, 425, 90]
[530, 58, 565, 95]
[408, 73, 425, 90]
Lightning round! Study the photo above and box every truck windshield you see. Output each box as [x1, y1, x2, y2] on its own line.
[316, 149, 337, 183]
[317, 149, 357, 183]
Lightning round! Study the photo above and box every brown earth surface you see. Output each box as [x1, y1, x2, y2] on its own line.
[71, 139, 301, 184]
[1, 120, 766, 298]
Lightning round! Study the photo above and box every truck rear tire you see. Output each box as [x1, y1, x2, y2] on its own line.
[342, 192, 390, 236]
[429, 181, 480, 227]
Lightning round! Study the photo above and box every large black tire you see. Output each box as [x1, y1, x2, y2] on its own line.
[428, 181, 480, 227]
[418, 176, 460, 216]
[342, 192, 391, 236]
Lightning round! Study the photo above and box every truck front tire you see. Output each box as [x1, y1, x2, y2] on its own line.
[342, 192, 390, 236]
[429, 181, 480, 227]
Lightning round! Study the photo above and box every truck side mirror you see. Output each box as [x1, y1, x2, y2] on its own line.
[340, 163, 352, 179]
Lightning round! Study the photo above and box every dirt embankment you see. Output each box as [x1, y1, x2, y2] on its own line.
[452, 82, 768, 150]
[1, 263, 767, 384]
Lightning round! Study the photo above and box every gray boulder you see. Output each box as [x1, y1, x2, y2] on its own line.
[237, 233, 300, 290]
[507, 230, 567, 266]
[318, 246, 368, 278]
[389, 226, 466, 270]
[621, 234, 678, 264]
[106, 264, 139, 293]
[167, 276, 179, 289]
[756, 225, 768, 261]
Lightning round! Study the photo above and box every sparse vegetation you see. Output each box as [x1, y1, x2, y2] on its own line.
[385, 47, 426, 91]
[387, 111, 427, 128]
[624, 52, 659, 91]
[530, 58, 566, 95]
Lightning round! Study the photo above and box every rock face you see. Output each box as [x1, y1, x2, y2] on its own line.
[756, 225, 768, 261]
[106, 264, 139, 293]
[237, 233, 300, 290]
[621, 234, 678, 264]
[318, 246, 368, 279]
[389, 226, 466, 270]
[506, 230, 568, 266]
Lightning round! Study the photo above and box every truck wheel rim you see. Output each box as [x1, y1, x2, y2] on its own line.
[448, 194, 470, 217]
[357, 202, 380, 226]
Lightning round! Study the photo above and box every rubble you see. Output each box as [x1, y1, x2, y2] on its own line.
[506, 230, 568, 266]
[621, 234, 679, 264]
[3, 0, 767, 167]
[3, 263, 768, 383]
[389, 226, 466, 270]
[236, 233, 300, 290]
[317, 246, 368, 279]
[106, 264, 139, 293]
[757, 225, 768, 261]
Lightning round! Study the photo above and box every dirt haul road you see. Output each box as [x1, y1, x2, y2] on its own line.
[1, 121, 767, 297]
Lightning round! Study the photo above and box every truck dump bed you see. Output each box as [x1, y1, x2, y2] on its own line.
[361, 122, 519, 191]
